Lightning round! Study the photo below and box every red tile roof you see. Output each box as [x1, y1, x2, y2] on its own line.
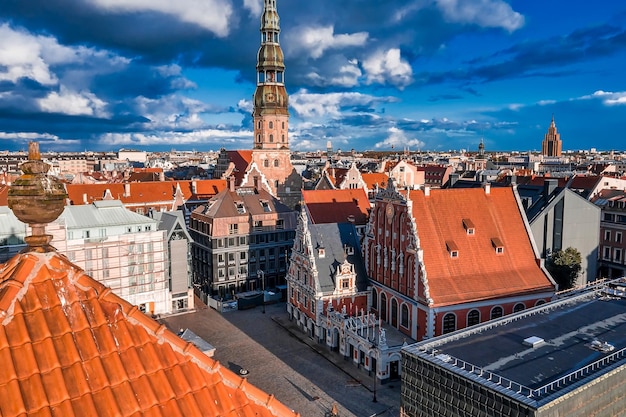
[0, 185, 7, 206]
[361, 173, 388, 191]
[66, 180, 227, 206]
[409, 187, 554, 306]
[227, 151, 253, 184]
[0, 250, 298, 417]
[302, 189, 370, 225]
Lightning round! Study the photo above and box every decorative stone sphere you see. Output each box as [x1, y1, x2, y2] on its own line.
[8, 142, 67, 226]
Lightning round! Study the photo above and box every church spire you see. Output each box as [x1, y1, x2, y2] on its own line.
[253, 0, 289, 151]
[541, 115, 562, 157]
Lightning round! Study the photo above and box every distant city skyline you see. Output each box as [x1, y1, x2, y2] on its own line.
[1, 0, 626, 153]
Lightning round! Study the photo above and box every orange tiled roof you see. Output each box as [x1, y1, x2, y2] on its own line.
[409, 187, 554, 306]
[66, 180, 227, 206]
[0, 250, 298, 417]
[0, 185, 7, 206]
[302, 188, 370, 225]
[361, 173, 388, 190]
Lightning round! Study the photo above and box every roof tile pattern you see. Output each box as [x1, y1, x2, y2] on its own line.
[302, 189, 370, 225]
[0, 251, 298, 417]
[409, 187, 554, 306]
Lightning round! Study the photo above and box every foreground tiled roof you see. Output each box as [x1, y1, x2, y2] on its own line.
[302, 189, 370, 225]
[409, 187, 554, 306]
[0, 251, 298, 417]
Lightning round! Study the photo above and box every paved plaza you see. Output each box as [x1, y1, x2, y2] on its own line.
[160, 300, 401, 417]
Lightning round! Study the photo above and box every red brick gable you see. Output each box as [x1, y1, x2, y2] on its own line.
[302, 189, 370, 225]
[0, 251, 298, 417]
[409, 187, 554, 306]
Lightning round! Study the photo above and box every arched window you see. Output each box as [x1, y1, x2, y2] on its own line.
[282, 134, 285, 142]
[372, 289, 378, 312]
[380, 293, 387, 322]
[282, 121, 285, 129]
[264, 159, 269, 167]
[535, 299, 546, 306]
[274, 159, 279, 167]
[269, 134, 274, 142]
[257, 121, 261, 129]
[443, 313, 456, 334]
[513, 303, 525, 313]
[490, 306, 503, 320]
[467, 309, 480, 327]
[269, 121, 273, 129]
[257, 134, 261, 143]
[401, 304, 409, 328]
[391, 299, 398, 327]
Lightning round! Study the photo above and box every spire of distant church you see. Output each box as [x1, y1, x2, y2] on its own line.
[253, 0, 289, 151]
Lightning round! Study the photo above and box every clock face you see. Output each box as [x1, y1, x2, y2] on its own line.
[265, 93, 275, 102]
[386, 203, 394, 223]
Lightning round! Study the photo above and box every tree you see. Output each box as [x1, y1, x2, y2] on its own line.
[546, 247, 582, 290]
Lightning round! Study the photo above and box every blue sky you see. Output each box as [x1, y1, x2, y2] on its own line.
[1, 0, 626, 153]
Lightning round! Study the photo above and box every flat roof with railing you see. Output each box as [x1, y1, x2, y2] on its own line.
[403, 278, 626, 406]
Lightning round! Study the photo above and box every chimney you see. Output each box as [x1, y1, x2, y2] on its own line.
[544, 178, 558, 198]
[484, 183, 491, 195]
[159, 170, 165, 182]
[192, 179, 198, 194]
[124, 183, 130, 197]
[83, 193, 88, 204]
[229, 176, 236, 192]
[424, 185, 430, 196]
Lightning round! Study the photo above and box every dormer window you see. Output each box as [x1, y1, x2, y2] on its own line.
[462, 218, 475, 235]
[235, 202, 245, 214]
[345, 245, 354, 255]
[318, 247, 325, 258]
[446, 240, 459, 258]
[260, 200, 271, 212]
[491, 237, 504, 254]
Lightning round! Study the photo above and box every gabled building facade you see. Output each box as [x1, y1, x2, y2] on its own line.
[364, 182, 556, 341]
[190, 177, 297, 301]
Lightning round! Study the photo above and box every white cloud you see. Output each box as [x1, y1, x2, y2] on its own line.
[305, 59, 363, 88]
[86, 0, 233, 36]
[242, 0, 262, 17]
[291, 25, 369, 59]
[289, 89, 384, 118]
[133, 95, 211, 129]
[38, 86, 109, 117]
[362, 48, 413, 88]
[374, 127, 425, 149]
[0, 132, 60, 140]
[584, 90, 626, 106]
[100, 128, 251, 147]
[435, 0, 524, 32]
[0, 24, 58, 85]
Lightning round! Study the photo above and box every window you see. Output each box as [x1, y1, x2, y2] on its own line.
[229, 223, 239, 235]
[604, 246, 611, 260]
[257, 121, 261, 129]
[274, 159, 279, 167]
[615, 248, 623, 263]
[269, 134, 274, 143]
[401, 305, 409, 328]
[462, 219, 475, 235]
[269, 121, 273, 129]
[605, 230, 611, 241]
[617, 232, 623, 243]
[490, 306, 503, 320]
[491, 237, 504, 254]
[446, 240, 459, 258]
[240, 251, 246, 260]
[260, 201, 271, 212]
[442, 313, 456, 334]
[264, 159, 269, 167]
[467, 309, 480, 327]
[513, 303, 525, 313]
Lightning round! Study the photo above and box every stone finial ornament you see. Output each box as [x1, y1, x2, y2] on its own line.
[8, 142, 67, 251]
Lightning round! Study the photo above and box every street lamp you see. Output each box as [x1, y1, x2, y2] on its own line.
[257, 269, 265, 314]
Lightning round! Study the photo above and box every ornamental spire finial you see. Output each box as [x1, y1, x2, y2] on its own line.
[8, 142, 67, 251]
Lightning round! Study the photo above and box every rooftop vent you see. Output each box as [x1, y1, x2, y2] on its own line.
[589, 340, 614, 353]
[523, 336, 545, 348]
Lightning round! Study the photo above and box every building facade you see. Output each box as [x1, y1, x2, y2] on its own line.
[593, 189, 626, 279]
[364, 181, 556, 342]
[541, 115, 563, 157]
[47, 200, 171, 315]
[190, 177, 297, 301]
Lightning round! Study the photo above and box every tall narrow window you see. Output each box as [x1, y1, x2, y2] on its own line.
[467, 309, 480, 326]
[442, 313, 456, 334]
[490, 306, 503, 320]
